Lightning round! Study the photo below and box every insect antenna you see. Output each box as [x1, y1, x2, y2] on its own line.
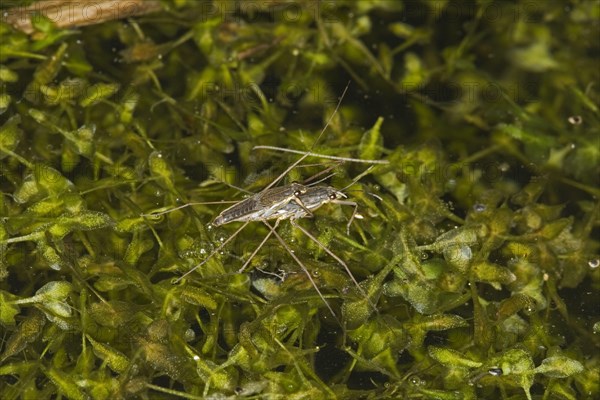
[339, 165, 377, 193]
[302, 161, 343, 185]
[261, 82, 351, 192]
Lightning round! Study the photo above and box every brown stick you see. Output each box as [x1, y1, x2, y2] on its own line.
[3, 0, 163, 34]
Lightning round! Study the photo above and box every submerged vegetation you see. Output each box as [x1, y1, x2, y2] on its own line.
[1, 0, 599, 398]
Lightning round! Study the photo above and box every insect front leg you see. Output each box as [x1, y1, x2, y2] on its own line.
[331, 199, 359, 235]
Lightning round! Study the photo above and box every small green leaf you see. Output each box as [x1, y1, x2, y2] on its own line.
[0, 290, 21, 326]
[0, 92, 11, 111]
[488, 348, 535, 400]
[1, 310, 46, 362]
[87, 335, 130, 374]
[495, 294, 536, 322]
[534, 356, 584, 378]
[89, 301, 136, 328]
[428, 346, 482, 369]
[472, 261, 516, 285]
[43, 365, 87, 400]
[181, 286, 218, 310]
[34, 164, 74, 195]
[0, 115, 23, 156]
[79, 83, 120, 107]
[13, 281, 72, 305]
[0, 65, 18, 82]
[359, 116, 384, 161]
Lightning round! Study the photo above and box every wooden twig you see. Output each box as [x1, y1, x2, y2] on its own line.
[3, 0, 163, 34]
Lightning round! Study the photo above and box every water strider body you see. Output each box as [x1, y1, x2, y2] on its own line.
[266, 185, 357, 226]
[145, 83, 390, 321]
[212, 182, 311, 226]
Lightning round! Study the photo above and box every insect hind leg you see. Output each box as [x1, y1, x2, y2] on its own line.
[262, 220, 341, 325]
[290, 219, 380, 316]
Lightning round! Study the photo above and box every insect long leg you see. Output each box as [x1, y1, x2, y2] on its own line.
[330, 199, 359, 235]
[289, 219, 378, 314]
[253, 146, 389, 165]
[141, 201, 240, 217]
[263, 220, 340, 324]
[174, 221, 250, 283]
[238, 219, 280, 273]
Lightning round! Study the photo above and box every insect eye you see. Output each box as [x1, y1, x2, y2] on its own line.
[329, 193, 337, 200]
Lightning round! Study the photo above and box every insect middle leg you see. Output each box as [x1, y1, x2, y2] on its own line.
[174, 221, 250, 283]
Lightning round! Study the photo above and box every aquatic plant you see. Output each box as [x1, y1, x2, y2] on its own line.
[1, 1, 598, 399]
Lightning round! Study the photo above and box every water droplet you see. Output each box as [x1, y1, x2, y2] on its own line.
[473, 203, 486, 212]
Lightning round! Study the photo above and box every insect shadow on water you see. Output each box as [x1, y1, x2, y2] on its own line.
[143, 84, 389, 322]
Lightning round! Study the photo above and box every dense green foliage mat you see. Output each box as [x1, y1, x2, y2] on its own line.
[0, 1, 598, 399]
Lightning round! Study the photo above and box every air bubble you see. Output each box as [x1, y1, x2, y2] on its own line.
[184, 329, 196, 342]
[409, 376, 422, 385]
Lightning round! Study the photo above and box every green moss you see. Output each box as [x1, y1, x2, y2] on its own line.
[1, 1, 598, 398]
